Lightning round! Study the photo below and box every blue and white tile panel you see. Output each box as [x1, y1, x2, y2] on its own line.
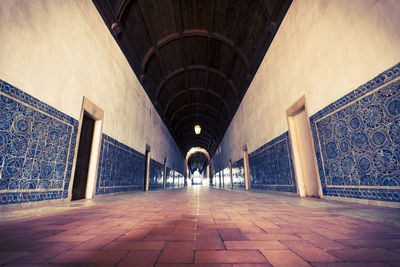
[0, 79, 78, 205]
[310, 63, 400, 202]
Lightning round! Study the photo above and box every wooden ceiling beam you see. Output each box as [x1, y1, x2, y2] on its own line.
[141, 31, 249, 73]
[163, 87, 231, 118]
[155, 65, 238, 98]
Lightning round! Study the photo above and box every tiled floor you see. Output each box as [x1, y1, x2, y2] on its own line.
[0, 186, 400, 266]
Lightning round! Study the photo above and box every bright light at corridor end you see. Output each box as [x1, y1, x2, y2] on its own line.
[194, 124, 201, 134]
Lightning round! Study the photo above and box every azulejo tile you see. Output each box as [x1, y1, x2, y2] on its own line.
[215, 132, 296, 193]
[149, 159, 163, 190]
[248, 132, 296, 193]
[96, 134, 184, 194]
[310, 62, 400, 202]
[0, 79, 78, 205]
[232, 159, 245, 189]
[96, 134, 145, 194]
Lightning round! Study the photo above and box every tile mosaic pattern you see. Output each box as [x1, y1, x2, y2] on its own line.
[96, 135, 184, 194]
[232, 159, 245, 189]
[249, 132, 297, 193]
[0, 79, 78, 205]
[149, 159, 163, 190]
[310, 63, 400, 202]
[96, 134, 145, 194]
[215, 160, 245, 189]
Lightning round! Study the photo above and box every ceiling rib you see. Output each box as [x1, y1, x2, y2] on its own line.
[164, 87, 231, 118]
[141, 30, 249, 73]
[92, 0, 293, 165]
[155, 65, 238, 99]
[170, 102, 228, 127]
[136, 0, 191, 152]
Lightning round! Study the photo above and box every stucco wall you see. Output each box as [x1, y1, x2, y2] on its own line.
[0, 0, 184, 172]
[213, 0, 400, 169]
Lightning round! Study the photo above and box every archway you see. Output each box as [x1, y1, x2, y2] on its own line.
[185, 147, 212, 186]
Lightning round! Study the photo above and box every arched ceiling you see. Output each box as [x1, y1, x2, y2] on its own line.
[93, 0, 292, 158]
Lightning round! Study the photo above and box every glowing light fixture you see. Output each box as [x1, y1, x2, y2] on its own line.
[194, 124, 201, 135]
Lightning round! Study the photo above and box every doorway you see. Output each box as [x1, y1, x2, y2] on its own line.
[72, 113, 95, 200]
[144, 146, 150, 191]
[287, 95, 322, 198]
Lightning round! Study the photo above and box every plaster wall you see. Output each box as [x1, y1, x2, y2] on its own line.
[0, 0, 184, 172]
[213, 0, 400, 168]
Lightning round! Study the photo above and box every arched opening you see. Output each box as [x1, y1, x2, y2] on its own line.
[185, 147, 212, 186]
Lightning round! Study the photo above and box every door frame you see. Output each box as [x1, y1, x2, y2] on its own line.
[69, 97, 104, 200]
[286, 95, 323, 198]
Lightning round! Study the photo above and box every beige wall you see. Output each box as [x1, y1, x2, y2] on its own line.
[213, 0, 400, 168]
[0, 0, 183, 171]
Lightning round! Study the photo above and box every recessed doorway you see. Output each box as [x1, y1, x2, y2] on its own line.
[70, 97, 104, 201]
[287, 95, 322, 198]
[72, 113, 95, 200]
[144, 145, 150, 192]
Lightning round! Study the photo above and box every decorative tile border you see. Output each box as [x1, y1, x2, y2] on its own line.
[0, 79, 78, 205]
[249, 132, 297, 192]
[310, 63, 400, 202]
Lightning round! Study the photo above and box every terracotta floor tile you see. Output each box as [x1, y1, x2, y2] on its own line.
[196, 234, 225, 250]
[1, 187, 399, 266]
[198, 224, 238, 229]
[260, 249, 311, 267]
[71, 235, 120, 251]
[336, 239, 400, 249]
[297, 233, 349, 250]
[233, 264, 272, 267]
[328, 248, 400, 262]
[117, 250, 161, 267]
[12, 242, 80, 263]
[218, 229, 248, 241]
[251, 221, 281, 230]
[103, 241, 165, 251]
[157, 242, 194, 263]
[0, 252, 28, 264]
[156, 264, 232, 267]
[37, 234, 95, 242]
[312, 263, 392, 267]
[281, 240, 340, 262]
[49, 251, 127, 264]
[225, 241, 286, 250]
[195, 250, 267, 264]
[116, 228, 153, 241]
[0, 241, 50, 252]
[145, 233, 195, 241]
[245, 233, 300, 241]
[236, 224, 265, 234]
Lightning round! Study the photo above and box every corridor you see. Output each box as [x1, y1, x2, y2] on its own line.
[1, 187, 399, 266]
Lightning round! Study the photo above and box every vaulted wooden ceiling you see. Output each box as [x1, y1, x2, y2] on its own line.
[93, 0, 292, 172]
